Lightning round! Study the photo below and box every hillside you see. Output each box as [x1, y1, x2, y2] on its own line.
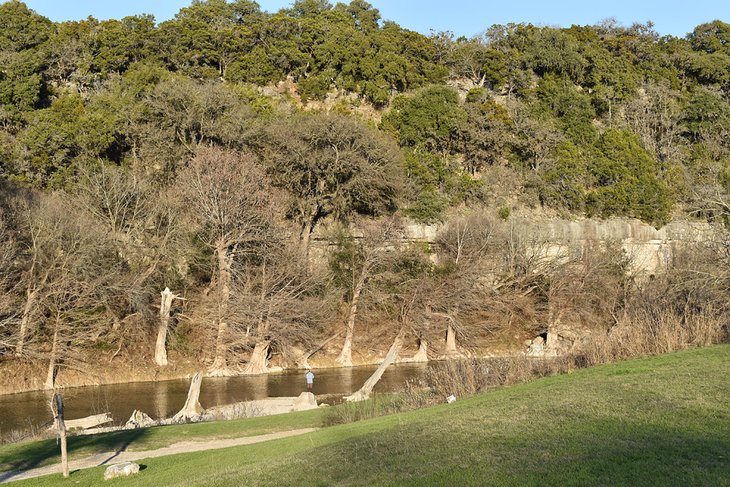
[6, 344, 730, 485]
[1, 0, 730, 390]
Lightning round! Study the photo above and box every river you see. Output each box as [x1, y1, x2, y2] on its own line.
[0, 363, 429, 441]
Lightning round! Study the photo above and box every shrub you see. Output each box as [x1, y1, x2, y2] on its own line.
[322, 394, 407, 426]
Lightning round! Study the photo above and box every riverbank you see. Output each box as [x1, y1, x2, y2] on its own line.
[4, 345, 729, 486]
[0, 344, 522, 396]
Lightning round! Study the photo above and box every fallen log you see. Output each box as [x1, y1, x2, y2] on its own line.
[345, 332, 404, 402]
[48, 412, 113, 431]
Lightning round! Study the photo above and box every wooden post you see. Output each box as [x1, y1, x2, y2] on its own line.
[53, 393, 69, 478]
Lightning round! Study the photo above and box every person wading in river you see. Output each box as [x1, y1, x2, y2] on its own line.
[305, 369, 314, 392]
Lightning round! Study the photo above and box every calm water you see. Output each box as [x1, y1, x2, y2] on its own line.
[0, 363, 428, 440]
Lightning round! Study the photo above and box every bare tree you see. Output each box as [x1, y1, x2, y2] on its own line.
[128, 76, 255, 178]
[73, 164, 183, 357]
[541, 241, 631, 353]
[330, 217, 403, 367]
[427, 215, 560, 355]
[0, 205, 20, 355]
[346, 246, 434, 401]
[179, 146, 274, 376]
[237, 244, 331, 374]
[14, 195, 122, 388]
[511, 106, 565, 172]
[621, 80, 682, 165]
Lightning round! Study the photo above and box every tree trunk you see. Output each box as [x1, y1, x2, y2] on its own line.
[445, 324, 457, 355]
[411, 338, 428, 362]
[299, 213, 318, 262]
[209, 240, 232, 376]
[336, 272, 367, 367]
[44, 316, 60, 390]
[336, 327, 354, 368]
[15, 287, 37, 357]
[243, 340, 270, 375]
[545, 306, 563, 357]
[345, 332, 404, 402]
[155, 288, 175, 367]
[173, 371, 204, 421]
[16, 243, 43, 357]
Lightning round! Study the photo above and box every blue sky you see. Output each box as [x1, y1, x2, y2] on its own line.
[19, 0, 730, 38]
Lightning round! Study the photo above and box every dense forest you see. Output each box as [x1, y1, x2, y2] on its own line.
[1, 0, 729, 389]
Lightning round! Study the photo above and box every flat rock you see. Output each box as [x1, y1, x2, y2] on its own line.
[205, 394, 319, 420]
[104, 462, 140, 480]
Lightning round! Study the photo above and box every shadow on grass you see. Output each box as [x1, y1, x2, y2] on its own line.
[255, 414, 730, 486]
[0, 428, 149, 482]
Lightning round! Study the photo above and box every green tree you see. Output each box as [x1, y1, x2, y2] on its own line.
[156, 0, 263, 78]
[525, 28, 587, 83]
[459, 95, 511, 173]
[586, 128, 672, 225]
[0, 0, 53, 112]
[536, 74, 597, 145]
[688, 20, 730, 55]
[88, 15, 156, 75]
[681, 88, 730, 150]
[258, 112, 402, 256]
[538, 141, 587, 211]
[15, 93, 120, 187]
[382, 85, 467, 154]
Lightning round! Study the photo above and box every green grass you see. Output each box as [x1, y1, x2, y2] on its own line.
[7, 345, 730, 486]
[0, 408, 324, 474]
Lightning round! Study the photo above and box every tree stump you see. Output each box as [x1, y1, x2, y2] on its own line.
[173, 371, 204, 421]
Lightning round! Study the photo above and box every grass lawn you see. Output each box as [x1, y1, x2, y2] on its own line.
[0, 408, 324, 474]
[6, 344, 730, 486]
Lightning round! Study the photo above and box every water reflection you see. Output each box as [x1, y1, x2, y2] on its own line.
[0, 363, 428, 440]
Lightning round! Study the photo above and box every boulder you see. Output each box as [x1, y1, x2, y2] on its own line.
[104, 462, 140, 480]
[293, 392, 317, 408]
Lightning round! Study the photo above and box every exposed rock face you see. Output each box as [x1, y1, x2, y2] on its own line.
[526, 336, 545, 357]
[104, 462, 140, 480]
[532, 218, 711, 276]
[313, 216, 711, 277]
[403, 217, 711, 277]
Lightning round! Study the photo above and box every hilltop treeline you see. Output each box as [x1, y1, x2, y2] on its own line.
[0, 0, 729, 386]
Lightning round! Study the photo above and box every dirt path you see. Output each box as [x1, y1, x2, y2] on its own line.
[0, 428, 318, 484]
